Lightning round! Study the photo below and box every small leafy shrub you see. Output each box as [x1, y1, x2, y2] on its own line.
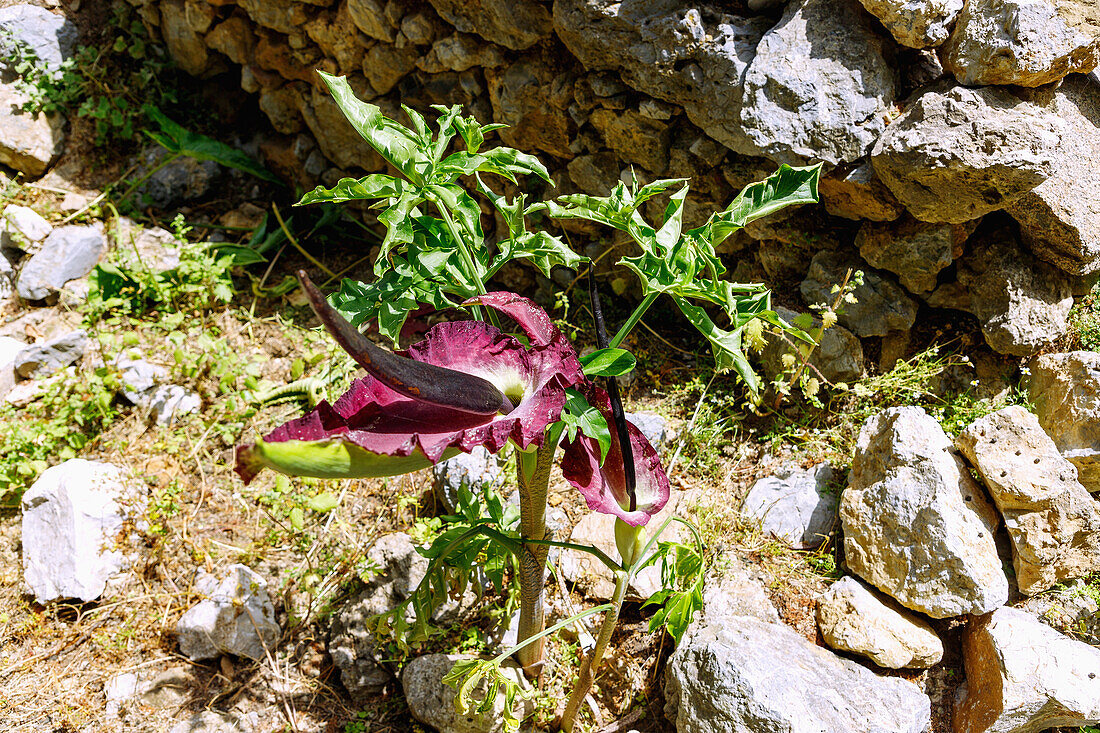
[1068, 283, 1100, 351]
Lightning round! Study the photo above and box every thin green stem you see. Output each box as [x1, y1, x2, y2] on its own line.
[609, 292, 658, 349]
[433, 200, 499, 328]
[560, 572, 629, 732]
[272, 203, 336, 279]
[514, 439, 556, 678]
[491, 602, 612, 666]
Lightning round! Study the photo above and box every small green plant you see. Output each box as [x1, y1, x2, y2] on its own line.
[1068, 282, 1100, 351]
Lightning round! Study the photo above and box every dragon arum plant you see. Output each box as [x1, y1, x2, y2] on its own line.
[235, 71, 822, 729]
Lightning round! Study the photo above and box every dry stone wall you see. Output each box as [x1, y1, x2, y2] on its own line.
[131, 0, 1100, 358]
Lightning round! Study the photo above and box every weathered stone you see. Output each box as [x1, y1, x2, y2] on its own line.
[347, 0, 394, 42]
[176, 565, 279, 661]
[418, 33, 505, 74]
[21, 460, 144, 603]
[741, 0, 897, 165]
[762, 306, 864, 389]
[957, 406, 1100, 595]
[2, 203, 51, 250]
[943, 0, 1100, 87]
[299, 84, 385, 171]
[362, 42, 417, 95]
[624, 411, 671, 449]
[818, 160, 906, 222]
[160, 0, 210, 77]
[206, 16, 256, 66]
[426, 0, 550, 50]
[0, 81, 65, 179]
[238, 0, 308, 35]
[841, 407, 1008, 618]
[1009, 76, 1100, 276]
[486, 59, 576, 160]
[589, 108, 672, 174]
[330, 533, 429, 699]
[168, 711, 253, 733]
[304, 4, 365, 74]
[857, 215, 977, 294]
[956, 606, 1100, 733]
[871, 83, 1063, 223]
[800, 251, 918, 337]
[431, 447, 504, 513]
[741, 463, 839, 548]
[555, 0, 772, 156]
[857, 0, 963, 47]
[402, 654, 533, 733]
[0, 335, 25, 397]
[145, 384, 201, 425]
[183, 0, 216, 33]
[258, 84, 305, 135]
[17, 224, 105, 301]
[928, 222, 1073, 356]
[665, 616, 931, 733]
[0, 4, 78, 74]
[1020, 578, 1100, 644]
[112, 219, 182, 274]
[1026, 351, 1100, 492]
[137, 146, 222, 209]
[817, 576, 944, 668]
[14, 328, 86, 378]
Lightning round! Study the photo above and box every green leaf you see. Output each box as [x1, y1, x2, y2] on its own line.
[703, 163, 822, 244]
[143, 106, 281, 184]
[306, 492, 339, 512]
[316, 71, 425, 183]
[289, 507, 305, 530]
[209, 243, 267, 266]
[493, 231, 584, 279]
[296, 174, 404, 206]
[560, 388, 611, 465]
[673, 296, 760, 396]
[579, 348, 636, 378]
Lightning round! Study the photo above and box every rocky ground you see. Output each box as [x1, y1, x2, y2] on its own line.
[1, 1, 1100, 732]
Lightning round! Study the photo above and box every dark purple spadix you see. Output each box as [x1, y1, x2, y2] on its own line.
[297, 270, 513, 415]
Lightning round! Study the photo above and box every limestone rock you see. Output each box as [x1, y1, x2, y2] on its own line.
[14, 328, 86, 378]
[17, 223, 105, 301]
[402, 654, 533, 733]
[137, 146, 222, 209]
[431, 447, 504, 513]
[800, 251, 918, 337]
[21, 460, 144, 603]
[238, 0, 308, 35]
[347, 0, 394, 42]
[0, 4, 78, 74]
[144, 384, 201, 425]
[957, 406, 1100, 595]
[818, 160, 906, 222]
[426, 0, 550, 50]
[855, 0, 963, 47]
[168, 711, 253, 733]
[927, 222, 1072, 356]
[589, 108, 673, 174]
[486, 59, 576, 160]
[554, 0, 772, 156]
[298, 84, 385, 171]
[0, 336, 20, 397]
[741, 463, 839, 548]
[871, 83, 1063, 223]
[1025, 351, 1100, 491]
[2, 204, 51, 249]
[362, 43, 418, 95]
[206, 16, 256, 66]
[943, 0, 1100, 87]
[955, 606, 1100, 733]
[817, 576, 943, 668]
[624, 411, 671, 450]
[1008, 76, 1100, 276]
[1020, 578, 1100, 644]
[0, 81, 65, 179]
[176, 565, 279, 661]
[695, 556, 780, 631]
[841, 407, 1008, 618]
[330, 533, 430, 699]
[112, 219, 182, 274]
[160, 0, 210, 77]
[740, 0, 898, 165]
[664, 616, 931, 733]
[856, 216, 977, 294]
[419, 33, 506, 74]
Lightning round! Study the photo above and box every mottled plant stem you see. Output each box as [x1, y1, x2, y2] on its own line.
[515, 440, 556, 678]
[559, 571, 629, 732]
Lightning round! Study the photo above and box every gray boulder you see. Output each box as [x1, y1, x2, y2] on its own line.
[956, 606, 1100, 733]
[871, 83, 1064, 223]
[21, 459, 145, 603]
[740, 463, 839, 548]
[818, 160, 906, 222]
[554, 0, 772, 156]
[664, 616, 930, 733]
[402, 653, 533, 733]
[0, 81, 66, 179]
[625, 410, 671, 450]
[176, 565, 279, 661]
[817, 575, 943, 669]
[800, 251, 918, 337]
[0, 4, 78, 75]
[740, 0, 897, 165]
[431, 447, 504, 513]
[1020, 579, 1100, 644]
[1025, 351, 1100, 492]
[137, 147, 221, 209]
[942, 0, 1100, 87]
[0, 255, 12, 302]
[14, 329, 86, 378]
[841, 407, 1008, 618]
[1009, 76, 1100, 275]
[115, 356, 200, 425]
[927, 222, 1073, 356]
[855, 0, 963, 47]
[0, 335, 20, 397]
[856, 216, 978, 294]
[957, 406, 1100, 595]
[2, 203, 51, 250]
[17, 223, 105, 301]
